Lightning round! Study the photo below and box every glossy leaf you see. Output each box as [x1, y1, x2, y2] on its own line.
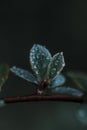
[48, 74, 65, 88]
[47, 52, 65, 80]
[67, 72, 87, 92]
[10, 66, 39, 84]
[51, 86, 84, 97]
[30, 44, 52, 81]
[0, 64, 9, 91]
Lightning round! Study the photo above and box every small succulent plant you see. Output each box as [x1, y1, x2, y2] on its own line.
[10, 44, 83, 96]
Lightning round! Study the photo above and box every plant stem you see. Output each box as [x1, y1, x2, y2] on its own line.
[1, 95, 85, 104]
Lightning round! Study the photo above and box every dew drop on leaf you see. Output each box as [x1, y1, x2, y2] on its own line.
[30, 44, 52, 81]
[47, 52, 65, 80]
[10, 66, 39, 84]
[51, 68, 56, 74]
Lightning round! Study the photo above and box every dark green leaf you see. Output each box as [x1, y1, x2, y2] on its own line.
[30, 44, 52, 81]
[67, 72, 87, 92]
[47, 52, 65, 80]
[48, 74, 66, 88]
[51, 86, 83, 97]
[10, 66, 39, 84]
[0, 64, 9, 91]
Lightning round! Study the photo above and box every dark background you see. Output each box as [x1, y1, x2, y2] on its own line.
[0, 0, 87, 72]
[0, 0, 87, 130]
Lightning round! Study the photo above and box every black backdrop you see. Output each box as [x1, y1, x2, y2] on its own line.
[0, 0, 87, 72]
[0, 1, 87, 130]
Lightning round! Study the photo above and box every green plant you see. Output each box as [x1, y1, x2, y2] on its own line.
[10, 44, 84, 97]
[0, 44, 87, 124]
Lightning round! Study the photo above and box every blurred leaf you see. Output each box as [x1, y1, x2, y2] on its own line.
[76, 103, 87, 125]
[10, 66, 39, 84]
[0, 100, 6, 108]
[48, 74, 66, 88]
[51, 86, 84, 97]
[0, 64, 9, 91]
[30, 44, 52, 81]
[67, 72, 87, 92]
[47, 52, 65, 80]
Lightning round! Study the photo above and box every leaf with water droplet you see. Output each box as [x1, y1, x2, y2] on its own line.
[47, 52, 65, 80]
[48, 74, 66, 88]
[10, 66, 39, 84]
[30, 44, 52, 81]
[67, 72, 87, 92]
[51, 86, 84, 97]
[0, 64, 9, 91]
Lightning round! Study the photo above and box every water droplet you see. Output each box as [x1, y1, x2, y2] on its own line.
[56, 60, 59, 63]
[46, 57, 50, 60]
[35, 47, 38, 51]
[60, 52, 63, 55]
[42, 53, 45, 56]
[31, 60, 34, 64]
[32, 56, 35, 59]
[19, 71, 24, 75]
[51, 68, 56, 74]
[31, 49, 35, 53]
[36, 71, 39, 74]
[33, 65, 37, 69]
[36, 55, 39, 59]
[62, 63, 65, 67]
